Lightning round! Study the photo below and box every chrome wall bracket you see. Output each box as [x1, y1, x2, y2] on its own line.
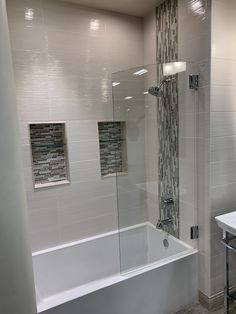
[190, 226, 199, 239]
[189, 75, 199, 90]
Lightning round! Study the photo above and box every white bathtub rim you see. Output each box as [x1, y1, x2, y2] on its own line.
[34, 221, 197, 312]
[37, 247, 198, 313]
[32, 221, 192, 257]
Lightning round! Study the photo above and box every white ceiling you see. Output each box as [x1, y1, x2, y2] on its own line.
[62, 0, 163, 17]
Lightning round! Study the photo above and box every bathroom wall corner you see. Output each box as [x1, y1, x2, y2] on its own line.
[0, 0, 37, 313]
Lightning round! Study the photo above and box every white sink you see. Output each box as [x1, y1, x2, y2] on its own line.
[215, 211, 236, 236]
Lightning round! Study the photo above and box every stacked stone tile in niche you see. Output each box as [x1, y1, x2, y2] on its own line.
[98, 122, 127, 177]
[30, 123, 69, 187]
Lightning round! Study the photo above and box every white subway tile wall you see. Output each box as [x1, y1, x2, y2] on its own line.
[178, 0, 211, 296]
[6, 0, 145, 251]
[210, 0, 236, 296]
[143, 12, 159, 226]
[178, 0, 236, 299]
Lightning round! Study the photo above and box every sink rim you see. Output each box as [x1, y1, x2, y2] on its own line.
[215, 211, 236, 236]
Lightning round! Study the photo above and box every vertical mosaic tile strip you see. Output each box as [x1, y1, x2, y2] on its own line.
[156, 0, 179, 237]
[30, 123, 69, 187]
[98, 122, 127, 177]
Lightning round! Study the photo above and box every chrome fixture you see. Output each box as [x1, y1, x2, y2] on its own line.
[156, 217, 173, 229]
[190, 226, 199, 239]
[162, 197, 174, 205]
[189, 74, 199, 90]
[163, 238, 169, 248]
[148, 76, 176, 98]
[221, 233, 236, 313]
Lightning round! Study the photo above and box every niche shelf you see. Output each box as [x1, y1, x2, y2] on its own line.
[98, 121, 127, 178]
[29, 123, 70, 189]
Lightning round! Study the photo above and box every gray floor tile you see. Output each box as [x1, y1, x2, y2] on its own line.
[175, 303, 236, 313]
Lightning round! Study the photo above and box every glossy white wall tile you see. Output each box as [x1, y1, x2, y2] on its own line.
[7, 0, 145, 251]
[59, 213, 117, 244]
[211, 85, 236, 112]
[144, 11, 156, 65]
[69, 160, 100, 183]
[211, 161, 236, 187]
[210, 0, 236, 296]
[211, 182, 236, 213]
[68, 140, 99, 162]
[178, 0, 211, 294]
[211, 0, 236, 61]
[143, 13, 159, 226]
[211, 112, 236, 137]
[212, 59, 236, 86]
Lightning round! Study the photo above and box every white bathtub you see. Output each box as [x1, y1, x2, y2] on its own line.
[33, 223, 198, 314]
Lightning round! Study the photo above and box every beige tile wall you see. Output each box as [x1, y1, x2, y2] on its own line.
[210, 0, 236, 296]
[178, 0, 211, 256]
[178, 0, 211, 296]
[6, 0, 145, 252]
[143, 11, 159, 226]
[178, 0, 236, 299]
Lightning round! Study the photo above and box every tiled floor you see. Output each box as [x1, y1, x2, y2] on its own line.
[176, 303, 236, 313]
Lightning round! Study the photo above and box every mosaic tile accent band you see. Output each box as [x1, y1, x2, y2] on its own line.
[98, 122, 127, 177]
[30, 123, 69, 187]
[156, 0, 179, 237]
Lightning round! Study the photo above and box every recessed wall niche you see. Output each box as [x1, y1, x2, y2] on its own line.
[29, 123, 70, 189]
[98, 121, 127, 178]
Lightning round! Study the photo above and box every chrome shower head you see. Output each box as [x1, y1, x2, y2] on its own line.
[148, 76, 176, 98]
[148, 86, 162, 97]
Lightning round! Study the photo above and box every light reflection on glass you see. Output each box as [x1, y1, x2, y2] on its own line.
[163, 62, 186, 76]
[133, 69, 148, 76]
[112, 82, 120, 87]
[189, 0, 207, 20]
[101, 78, 108, 102]
[90, 19, 100, 31]
[25, 8, 34, 21]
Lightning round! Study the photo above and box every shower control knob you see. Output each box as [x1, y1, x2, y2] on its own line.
[163, 198, 174, 205]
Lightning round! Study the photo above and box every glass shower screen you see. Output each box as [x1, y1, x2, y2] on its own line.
[112, 63, 198, 273]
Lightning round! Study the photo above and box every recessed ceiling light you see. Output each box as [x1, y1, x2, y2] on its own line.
[133, 69, 148, 76]
[125, 96, 133, 100]
[112, 82, 121, 87]
[143, 91, 148, 95]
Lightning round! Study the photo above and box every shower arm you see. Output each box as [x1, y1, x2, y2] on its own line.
[160, 75, 176, 86]
[154, 75, 176, 93]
